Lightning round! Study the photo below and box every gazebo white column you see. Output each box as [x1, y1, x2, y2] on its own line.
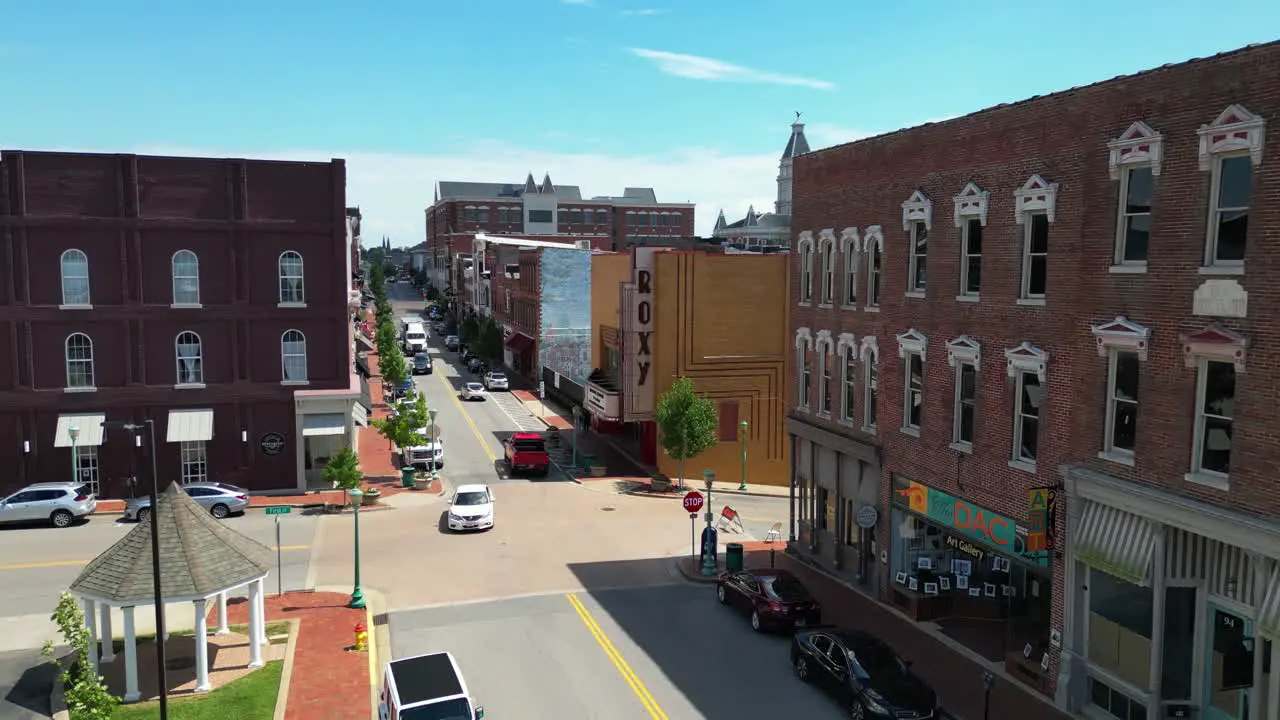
[255, 578, 269, 645]
[247, 581, 263, 668]
[193, 598, 211, 692]
[215, 592, 230, 634]
[83, 598, 98, 671]
[99, 603, 115, 662]
[122, 606, 140, 702]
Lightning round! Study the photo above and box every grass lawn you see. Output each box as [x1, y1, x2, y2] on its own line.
[109, 659, 283, 720]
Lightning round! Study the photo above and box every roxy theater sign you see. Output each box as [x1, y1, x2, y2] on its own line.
[624, 248, 658, 421]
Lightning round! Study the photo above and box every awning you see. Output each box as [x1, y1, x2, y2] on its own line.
[166, 409, 214, 443]
[302, 413, 347, 437]
[54, 414, 107, 448]
[505, 333, 535, 352]
[1076, 501, 1156, 586]
[352, 403, 369, 428]
[355, 333, 374, 352]
[1256, 567, 1280, 639]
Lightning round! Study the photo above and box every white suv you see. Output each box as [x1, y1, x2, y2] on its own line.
[0, 482, 98, 528]
[483, 372, 509, 391]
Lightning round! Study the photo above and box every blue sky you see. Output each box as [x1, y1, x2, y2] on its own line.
[3, 1, 1277, 242]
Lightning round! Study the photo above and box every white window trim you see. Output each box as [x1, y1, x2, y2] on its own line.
[171, 249, 201, 307]
[953, 182, 989, 228]
[1197, 104, 1266, 172]
[64, 332, 95, 391]
[958, 218, 982, 300]
[1108, 121, 1165, 180]
[815, 329, 834, 416]
[863, 226, 884, 310]
[1005, 342, 1048, 472]
[282, 329, 310, 385]
[1019, 212, 1050, 303]
[860, 335, 879, 433]
[796, 231, 815, 305]
[951, 360, 978, 451]
[906, 221, 927, 295]
[1188, 357, 1235, 492]
[1181, 325, 1245, 485]
[837, 332, 858, 424]
[1011, 370, 1041, 470]
[818, 229, 837, 306]
[59, 248, 92, 309]
[897, 329, 927, 436]
[901, 189, 932, 232]
[175, 331, 205, 388]
[1203, 153, 1252, 271]
[1112, 165, 1154, 270]
[896, 328, 928, 362]
[278, 250, 307, 307]
[1101, 349, 1140, 466]
[1092, 316, 1151, 361]
[795, 327, 813, 412]
[180, 440, 208, 484]
[839, 227, 859, 308]
[1013, 174, 1059, 224]
[946, 335, 981, 368]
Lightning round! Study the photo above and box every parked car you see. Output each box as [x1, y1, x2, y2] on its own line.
[790, 627, 938, 719]
[406, 430, 444, 470]
[504, 433, 550, 476]
[393, 379, 416, 400]
[460, 382, 487, 401]
[466, 357, 486, 374]
[446, 484, 495, 531]
[0, 482, 97, 528]
[444, 335, 460, 351]
[379, 652, 484, 720]
[412, 352, 433, 375]
[125, 482, 250, 522]
[483, 372, 508, 391]
[716, 569, 822, 632]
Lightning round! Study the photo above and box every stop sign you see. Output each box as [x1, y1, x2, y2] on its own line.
[682, 491, 705, 514]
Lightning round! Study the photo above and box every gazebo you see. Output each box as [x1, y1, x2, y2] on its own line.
[69, 482, 275, 701]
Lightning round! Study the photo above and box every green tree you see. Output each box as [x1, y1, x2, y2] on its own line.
[368, 262, 386, 299]
[374, 297, 393, 325]
[42, 592, 118, 719]
[654, 377, 719, 490]
[475, 317, 503, 362]
[459, 314, 480, 345]
[372, 391, 430, 455]
[365, 246, 386, 271]
[380, 343, 409, 389]
[322, 447, 363, 504]
[375, 320, 399, 359]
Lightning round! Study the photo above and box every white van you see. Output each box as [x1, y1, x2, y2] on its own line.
[379, 651, 484, 720]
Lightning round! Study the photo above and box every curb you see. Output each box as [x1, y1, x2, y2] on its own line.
[272, 617, 302, 720]
[674, 557, 720, 584]
[49, 655, 68, 720]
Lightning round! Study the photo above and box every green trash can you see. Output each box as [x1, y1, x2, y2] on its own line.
[726, 543, 745, 572]
[401, 466, 416, 489]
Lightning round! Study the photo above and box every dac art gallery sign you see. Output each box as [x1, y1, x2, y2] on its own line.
[623, 248, 657, 421]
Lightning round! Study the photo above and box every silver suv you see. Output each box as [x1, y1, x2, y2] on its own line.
[125, 482, 250, 521]
[0, 482, 98, 528]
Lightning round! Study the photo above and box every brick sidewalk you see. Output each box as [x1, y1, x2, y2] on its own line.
[218, 591, 371, 720]
[511, 390, 573, 430]
[760, 552, 1069, 720]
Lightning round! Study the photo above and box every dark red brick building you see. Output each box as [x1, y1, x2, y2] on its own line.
[0, 151, 363, 498]
[788, 42, 1280, 718]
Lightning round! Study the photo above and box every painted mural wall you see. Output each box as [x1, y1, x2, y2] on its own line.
[539, 247, 592, 385]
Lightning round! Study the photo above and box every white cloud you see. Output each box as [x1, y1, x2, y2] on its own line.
[629, 48, 835, 90]
[621, 8, 662, 15]
[124, 141, 782, 245]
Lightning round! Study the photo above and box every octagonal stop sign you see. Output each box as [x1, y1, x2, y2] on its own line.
[682, 491, 705, 515]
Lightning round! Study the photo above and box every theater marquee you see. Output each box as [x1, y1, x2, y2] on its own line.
[622, 247, 657, 421]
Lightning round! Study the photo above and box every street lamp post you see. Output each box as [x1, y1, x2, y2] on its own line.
[701, 469, 718, 576]
[738, 420, 749, 492]
[348, 488, 366, 609]
[428, 408, 439, 481]
[100, 419, 168, 720]
[67, 425, 79, 486]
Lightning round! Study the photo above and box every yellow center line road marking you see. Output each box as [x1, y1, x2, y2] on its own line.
[0, 545, 310, 572]
[435, 369, 498, 463]
[565, 593, 668, 720]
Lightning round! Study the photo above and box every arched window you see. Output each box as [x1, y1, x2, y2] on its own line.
[282, 330, 307, 382]
[278, 251, 305, 304]
[60, 249, 90, 306]
[175, 331, 204, 385]
[64, 333, 95, 389]
[171, 250, 200, 305]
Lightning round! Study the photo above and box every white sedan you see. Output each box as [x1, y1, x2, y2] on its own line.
[447, 484, 495, 531]
[460, 382, 487, 401]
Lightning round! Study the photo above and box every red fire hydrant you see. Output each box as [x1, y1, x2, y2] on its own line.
[354, 622, 368, 652]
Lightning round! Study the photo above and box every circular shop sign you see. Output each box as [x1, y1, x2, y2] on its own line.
[260, 432, 287, 456]
[855, 505, 879, 529]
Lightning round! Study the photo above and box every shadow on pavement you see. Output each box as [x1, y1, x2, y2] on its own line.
[2, 656, 57, 717]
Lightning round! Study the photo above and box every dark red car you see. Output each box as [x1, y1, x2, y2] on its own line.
[716, 569, 822, 632]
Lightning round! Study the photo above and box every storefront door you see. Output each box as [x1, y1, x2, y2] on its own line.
[1205, 603, 1254, 720]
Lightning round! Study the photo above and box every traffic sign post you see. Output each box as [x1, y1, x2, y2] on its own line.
[682, 492, 705, 562]
[265, 506, 292, 596]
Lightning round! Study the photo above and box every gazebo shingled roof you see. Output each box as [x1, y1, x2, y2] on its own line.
[70, 483, 273, 604]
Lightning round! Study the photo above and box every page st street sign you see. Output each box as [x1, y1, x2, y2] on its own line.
[682, 491, 705, 514]
[265, 506, 291, 515]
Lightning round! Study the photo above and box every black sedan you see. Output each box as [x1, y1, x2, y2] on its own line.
[715, 569, 821, 632]
[791, 628, 938, 720]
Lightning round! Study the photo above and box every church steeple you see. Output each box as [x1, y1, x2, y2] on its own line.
[776, 113, 809, 216]
[713, 209, 727, 232]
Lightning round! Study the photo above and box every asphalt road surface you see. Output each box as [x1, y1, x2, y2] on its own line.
[0, 509, 318, 652]
[0, 649, 55, 719]
[388, 584, 842, 720]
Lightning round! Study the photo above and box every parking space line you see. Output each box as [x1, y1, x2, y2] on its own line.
[565, 593, 668, 720]
[433, 368, 498, 463]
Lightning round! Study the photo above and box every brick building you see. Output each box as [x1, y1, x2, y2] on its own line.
[788, 42, 1280, 718]
[0, 151, 364, 498]
[424, 173, 694, 293]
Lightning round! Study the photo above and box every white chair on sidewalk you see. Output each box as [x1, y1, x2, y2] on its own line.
[764, 523, 783, 543]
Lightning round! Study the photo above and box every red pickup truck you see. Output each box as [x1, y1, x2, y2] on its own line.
[504, 433, 551, 477]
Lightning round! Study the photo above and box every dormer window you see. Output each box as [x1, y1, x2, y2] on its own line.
[1198, 106, 1265, 271]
